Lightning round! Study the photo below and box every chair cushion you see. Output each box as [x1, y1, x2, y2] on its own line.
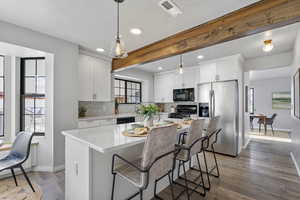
[0, 154, 23, 171]
[114, 158, 144, 188]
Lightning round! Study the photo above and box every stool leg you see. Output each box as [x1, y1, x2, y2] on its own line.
[168, 172, 175, 200]
[196, 154, 206, 196]
[203, 151, 211, 190]
[182, 161, 190, 200]
[212, 145, 220, 178]
[111, 173, 116, 200]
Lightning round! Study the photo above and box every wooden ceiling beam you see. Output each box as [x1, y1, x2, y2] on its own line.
[112, 0, 300, 71]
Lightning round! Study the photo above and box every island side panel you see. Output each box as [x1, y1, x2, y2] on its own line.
[65, 137, 91, 200]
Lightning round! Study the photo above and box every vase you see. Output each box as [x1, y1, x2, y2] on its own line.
[144, 117, 154, 127]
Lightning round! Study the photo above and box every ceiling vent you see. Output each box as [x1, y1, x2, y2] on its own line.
[158, 0, 182, 17]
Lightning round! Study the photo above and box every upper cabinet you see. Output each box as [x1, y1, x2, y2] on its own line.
[198, 63, 217, 83]
[154, 72, 175, 103]
[78, 54, 111, 102]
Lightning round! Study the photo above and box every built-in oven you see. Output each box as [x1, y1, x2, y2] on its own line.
[198, 103, 209, 117]
[173, 88, 195, 102]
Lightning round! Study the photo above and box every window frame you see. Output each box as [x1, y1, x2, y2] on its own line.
[20, 57, 46, 136]
[0, 55, 5, 137]
[249, 87, 255, 114]
[114, 78, 142, 104]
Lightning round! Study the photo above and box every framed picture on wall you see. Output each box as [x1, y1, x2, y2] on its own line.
[294, 69, 300, 119]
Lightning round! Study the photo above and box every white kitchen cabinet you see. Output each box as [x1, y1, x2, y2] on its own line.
[79, 54, 111, 102]
[199, 63, 217, 83]
[216, 58, 240, 81]
[154, 72, 174, 103]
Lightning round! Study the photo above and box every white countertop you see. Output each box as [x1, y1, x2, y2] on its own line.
[78, 113, 137, 121]
[62, 121, 189, 153]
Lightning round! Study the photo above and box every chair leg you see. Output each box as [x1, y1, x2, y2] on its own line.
[182, 161, 190, 200]
[259, 123, 261, 132]
[202, 150, 211, 191]
[111, 173, 116, 200]
[20, 165, 35, 192]
[10, 168, 18, 186]
[212, 145, 220, 178]
[139, 189, 143, 200]
[271, 124, 274, 136]
[168, 172, 175, 200]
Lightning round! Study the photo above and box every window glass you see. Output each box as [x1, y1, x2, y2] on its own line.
[114, 78, 141, 104]
[21, 58, 46, 135]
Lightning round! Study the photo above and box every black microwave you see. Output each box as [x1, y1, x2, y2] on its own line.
[173, 88, 195, 102]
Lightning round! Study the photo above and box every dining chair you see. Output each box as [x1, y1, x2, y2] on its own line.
[174, 119, 206, 200]
[111, 124, 177, 200]
[0, 132, 36, 192]
[258, 113, 277, 135]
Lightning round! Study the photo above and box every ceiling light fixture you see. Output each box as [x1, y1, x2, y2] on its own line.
[197, 55, 204, 59]
[263, 39, 274, 52]
[179, 54, 183, 74]
[130, 28, 142, 35]
[158, 66, 163, 70]
[111, 0, 127, 59]
[96, 48, 105, 52]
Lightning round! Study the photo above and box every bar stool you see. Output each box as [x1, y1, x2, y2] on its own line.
[189, 116, 220, 191]
[111, 124, 178, 200]
[173, 119, 206, 200]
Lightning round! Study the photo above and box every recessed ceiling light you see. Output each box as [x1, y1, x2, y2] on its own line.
[130, 28, 142, 35]
[158, 67, 163, 70]
[96, 48, 105, 52]
[197, 55, 204, 59]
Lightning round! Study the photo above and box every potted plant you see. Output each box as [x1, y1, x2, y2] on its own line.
[137, 104, 159, 127]
[79, 105, 87, 118]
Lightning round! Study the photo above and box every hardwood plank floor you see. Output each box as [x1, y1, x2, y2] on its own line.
[1, 139, 299, 200]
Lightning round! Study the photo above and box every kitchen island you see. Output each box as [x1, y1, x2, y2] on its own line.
[62, 122, 189, 200]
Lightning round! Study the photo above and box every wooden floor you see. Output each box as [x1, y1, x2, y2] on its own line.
[2, 139, 299, 200]
[249, 128, 290, 139]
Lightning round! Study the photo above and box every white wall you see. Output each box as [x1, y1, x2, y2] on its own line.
[114, 68, 154, 103]
[0, 20, 79, 170]
[250, 77, 293, 131]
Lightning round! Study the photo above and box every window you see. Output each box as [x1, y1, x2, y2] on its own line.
[21, 58, 46, 136]
[0, 56, 4, 137]
[249, 88, 254, 114]
[114, 78, 141, 104]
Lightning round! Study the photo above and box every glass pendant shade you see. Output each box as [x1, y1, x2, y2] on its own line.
[178, 54, 183, 74]
[179, 65, 183, 74]
[263, 39, 274, 52]
[112, 36, 128, 58]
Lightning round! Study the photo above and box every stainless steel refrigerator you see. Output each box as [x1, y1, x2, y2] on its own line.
[198, 80, 239, 157]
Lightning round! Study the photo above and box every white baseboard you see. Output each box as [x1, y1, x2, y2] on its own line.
[251, 127, 291, 132]
[33, 165, 53, 172]
[243, 138, 251, 149]
[290, 152, 300, 177]
[53, 165, 65, 172]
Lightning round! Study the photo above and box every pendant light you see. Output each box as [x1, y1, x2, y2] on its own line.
[112, 0, 128, 58]
[263, 39, 274, 52]
[179, 54, 183, 74]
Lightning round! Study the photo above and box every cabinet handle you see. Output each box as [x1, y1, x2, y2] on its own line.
[75, 162, 79, 176]
[93, 94, 97, 100]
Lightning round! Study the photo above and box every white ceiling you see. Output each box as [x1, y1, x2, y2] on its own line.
[136, 23, 300, 73]
[0, 0, 259, 57]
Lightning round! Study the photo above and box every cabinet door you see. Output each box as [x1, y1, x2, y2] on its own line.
[199, 63, 217, 83]
[182, 68, 196, 88]
[216, 59, 240, 81]
[154, 75, 164, 102]
[78, 55, 93, 101]
[92, 57, 111, 102]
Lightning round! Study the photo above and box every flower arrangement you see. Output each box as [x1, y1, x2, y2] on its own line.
[137, 104, 159, 127]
